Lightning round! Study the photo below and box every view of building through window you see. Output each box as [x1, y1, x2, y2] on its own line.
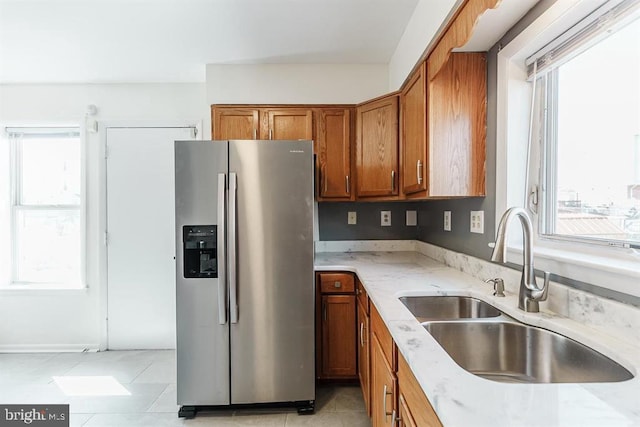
[550, 16, 640, 245]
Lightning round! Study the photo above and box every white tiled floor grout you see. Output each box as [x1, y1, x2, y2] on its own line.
[0, 350, 370, 427]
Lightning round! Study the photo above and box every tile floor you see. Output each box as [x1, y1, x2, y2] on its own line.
[0, 350, 371, 426]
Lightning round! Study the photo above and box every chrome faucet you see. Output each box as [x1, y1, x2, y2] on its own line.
[491, 207, 550, 313]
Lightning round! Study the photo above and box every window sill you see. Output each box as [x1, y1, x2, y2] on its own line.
[0, 284, 88, 295]
[506, 239, 640, 298]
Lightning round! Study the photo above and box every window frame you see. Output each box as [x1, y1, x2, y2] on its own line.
[6, 127, 87, 289]
[495, 0, 640, 299]
[535, 16, 640, 250]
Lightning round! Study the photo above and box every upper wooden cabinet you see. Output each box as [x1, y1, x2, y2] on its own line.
[211, 106, 313, 141]
[400, 62, 427, 197]
[266, 109, 313, 140]
[428, 52, 486, 197]
[427, 0, 501, 80]
[356, 95, 399, 199]
[212, 108, 259, 140]
[317, 108, 353, 200]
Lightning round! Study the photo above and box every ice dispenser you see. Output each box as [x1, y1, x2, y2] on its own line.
[183, 225, 217, 278]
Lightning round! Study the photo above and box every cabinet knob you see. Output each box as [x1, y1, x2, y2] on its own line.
[334, 281, 341, 288]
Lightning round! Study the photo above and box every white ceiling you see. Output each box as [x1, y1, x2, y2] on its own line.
[0, 0, 420, 83]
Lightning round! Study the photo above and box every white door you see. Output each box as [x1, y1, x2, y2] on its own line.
[106, 126, 195, 350]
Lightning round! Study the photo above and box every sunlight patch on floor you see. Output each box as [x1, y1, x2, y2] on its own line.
[53, 376, 131, 396]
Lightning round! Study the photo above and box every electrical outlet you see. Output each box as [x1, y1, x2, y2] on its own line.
[347, 211, 357, 225]
[470, 210, 484, 234]
[381, 211, 391, 227]
[444, 211, 451, 231]
[406, 210, 417, 226]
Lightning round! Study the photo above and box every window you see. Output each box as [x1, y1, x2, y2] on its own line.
[530, 0, 640, 248]
[496, 0, 640, 298]
[6, 127, 84, 288]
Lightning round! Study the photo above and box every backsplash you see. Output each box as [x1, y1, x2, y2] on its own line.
[316, 239, 640, 349]
[317, 202, 419, 241]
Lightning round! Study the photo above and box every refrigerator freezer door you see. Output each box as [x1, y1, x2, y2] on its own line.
[175, 140, 230, 406]
[229, 140, 315, 404]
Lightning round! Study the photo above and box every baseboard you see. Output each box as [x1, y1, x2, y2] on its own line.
[0, 344, 99, 353]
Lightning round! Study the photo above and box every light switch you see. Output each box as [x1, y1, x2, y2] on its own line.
[444, 211, 451, 231]
[348, 211, 357, 225]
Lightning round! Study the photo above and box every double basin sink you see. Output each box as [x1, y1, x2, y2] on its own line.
[399, 296, 633, 384]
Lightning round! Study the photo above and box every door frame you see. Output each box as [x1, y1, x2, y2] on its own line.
[98, 120, 202, 351]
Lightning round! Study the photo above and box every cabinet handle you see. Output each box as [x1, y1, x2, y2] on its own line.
[269, 129, 273, 140]
[333, 281, 341, 288]
[417, 159, 423, 185]
[383, 384, 393, 418]
[253, 128, 257, 140]
[393, 409, 400, 426]
[324, 168, 328, 194]
[345, 175, 350, 194]
[391, 170, 395, 192]
[360, 322, 364, 347]
[322, 301, 327, 322]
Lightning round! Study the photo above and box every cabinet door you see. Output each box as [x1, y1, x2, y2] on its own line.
[398, 394, 417, 427]
[398, 352, 442, 427]
[371, 334, 396, 427]
[356, 95, 399, 198]
[266, 109, 313, 140]
[428, 52, 486, 197]
[212, 108, 259, 140]
[321, 294, 357, 378]
[401, 62, 427, 196]
[357, 299, 370, 416]
[317, 108, 352, 199]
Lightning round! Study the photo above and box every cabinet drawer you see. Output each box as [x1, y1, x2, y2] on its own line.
[319, 273, 354, 293]
[356, 278, 368, 312]
[371, 303, 396, 370]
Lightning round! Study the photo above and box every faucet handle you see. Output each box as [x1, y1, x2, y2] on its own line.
[485, 278, 505, 297]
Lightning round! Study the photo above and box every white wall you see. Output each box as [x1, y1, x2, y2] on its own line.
[388, 0, 458, 90]
[206, 64, 388, 105]
[0, 83, 207, 350]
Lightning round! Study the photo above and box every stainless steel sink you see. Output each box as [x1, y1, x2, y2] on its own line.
[424, 321, 634, 383]
[399, 296, 502, 321]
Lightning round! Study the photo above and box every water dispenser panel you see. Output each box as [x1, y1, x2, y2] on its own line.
[183, 225, 217, 278]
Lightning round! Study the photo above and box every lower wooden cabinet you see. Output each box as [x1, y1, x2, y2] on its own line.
[316, 272, 358, 380]
[398, 394, 417, 427]
[371, 333, 397, 427]
[397, 351, 443, 427]
[316, 271, 443, 426]
[357, 288, 370, 415]
[321, 294, 357, 378]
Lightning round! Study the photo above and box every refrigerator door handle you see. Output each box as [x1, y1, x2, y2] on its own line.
[229, 172, 239, 324]
[217, 173, 227, 325]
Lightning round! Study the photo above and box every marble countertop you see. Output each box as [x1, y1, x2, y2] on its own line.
[315, 250, 640, 427]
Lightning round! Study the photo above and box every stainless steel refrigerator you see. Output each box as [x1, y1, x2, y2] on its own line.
[174, 140, 315, 418]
